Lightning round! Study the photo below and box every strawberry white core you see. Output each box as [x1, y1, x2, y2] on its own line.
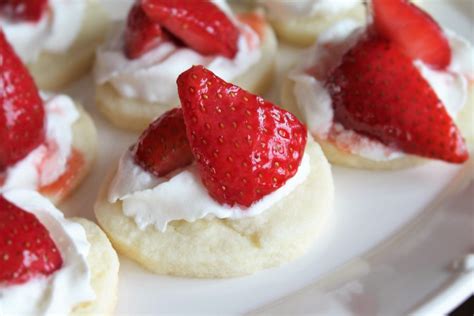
[0, 0, 86, 63]
[0, 190, 94, 315]
[94, 0, 261, 104]
[289, 20, 472, 161]
[108, 150, 310, 232]
[1, 93, 79, 191]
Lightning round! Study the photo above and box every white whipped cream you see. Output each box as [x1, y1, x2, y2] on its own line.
[108, 150, 311, 232]
[289, 20, 472, 161]
[261, 0, 360, 19]
[0, 0, 85, 63]
[0, 190, 94, 315]
[1, 94, 79, 191]
[94, 0, 261, 104]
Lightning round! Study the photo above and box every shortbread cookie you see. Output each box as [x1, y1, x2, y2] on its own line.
[71, 218, 120, 316]
[28, 0, 110, 90]
[95, 138, 333, 278]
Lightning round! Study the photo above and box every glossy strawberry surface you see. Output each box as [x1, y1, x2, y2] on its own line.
[177, 66, 307, 207]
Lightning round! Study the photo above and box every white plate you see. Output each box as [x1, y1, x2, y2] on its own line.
[61, 0, 474, 314]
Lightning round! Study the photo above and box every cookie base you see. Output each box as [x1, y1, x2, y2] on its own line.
[94, 139, 334, 278]
[71, 218, 120, 316]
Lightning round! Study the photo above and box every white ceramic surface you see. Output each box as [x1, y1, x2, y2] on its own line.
[59, 0, 474, 314]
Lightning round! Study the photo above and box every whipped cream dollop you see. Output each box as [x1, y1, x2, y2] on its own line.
[0, 0, 85, 63]
[289, 20, 472, 161]
[0, 190, 94, 315]
[260, 0, 360, 19]
[1, 94, 79, 191]
[94, 0, 261, 104]
[108, 150, 311, 231]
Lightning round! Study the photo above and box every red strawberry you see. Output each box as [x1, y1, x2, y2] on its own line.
[142, 0, 239, 59]
[124, 2, 166, 59]
[325, 36, 468, 163]
[177, 66, 307, 207]
[132, 107, 194, 177]
[0, 31, 45, 172]
[0, 195, 63, 285]
[0, 0, 48, 22]
[371, 0, 451, 69]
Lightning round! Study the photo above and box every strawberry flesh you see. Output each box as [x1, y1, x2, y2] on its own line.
[372, 0, 451, 69]
[142, 0, 239, 58]
[0, 195, 63, 285]
[0, 31, 45, 171]
[124, 2, 166, 59]
[177, 66, 307, 207]
[0, 0, 48, 22]
[326, 36, 468, 163]
[132, 107, 194, 177]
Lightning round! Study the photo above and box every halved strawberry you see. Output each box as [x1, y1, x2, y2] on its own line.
[177, 66, 307, 207]
[326, 36, 468, 163]
[124, 2, 166, 59]
[0, 31, 45, 171]
[0, 0, 48, 22]
[142, 0, 239, 58]
[132, 108, 194, 177]
[0, 195, 63, 285]
[371, 0, 451, 69]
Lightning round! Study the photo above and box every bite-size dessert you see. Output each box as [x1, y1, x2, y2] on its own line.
[0, 31, 97, 203]
[258, 0, 365, 47]
[0, 0, 110, 90]
[0, 190, 119, 315]
[283, 0, 473, 169]
[95, 66, 334, 278]
[94, 0, 277, 131]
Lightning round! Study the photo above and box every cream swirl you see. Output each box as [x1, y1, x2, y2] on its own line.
[108, 150, 311, 232]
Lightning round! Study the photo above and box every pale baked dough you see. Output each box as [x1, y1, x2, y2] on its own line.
[94, 139, 334, 278]
[28, 0, 110, 91]
[268, 5, 365, 47]
[281, 77, 474, 170]
[71, 218, 120, 316]
[95, 23, 278, 132]
[45, 103, 97, 204]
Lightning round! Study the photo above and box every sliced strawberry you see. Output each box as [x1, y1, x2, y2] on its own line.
[326, 36, 468, 163]
[177, 66, 307, 207]
[372, 0, 451, 69]
[142, 0, 239, 58]
[0, 195, 63, 285]
[0, 31, 45, 172]
[0, 0, 48, 22]
[132, 108, 194, 177]
[124, 2, 166, 59]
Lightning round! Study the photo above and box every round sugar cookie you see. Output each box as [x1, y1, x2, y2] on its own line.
[28, 0, 110, 90]
[71, 218, 120, 316]
[94, 139, 334, 278]
[268, 5, 365, 47]
[95, 21, 278, 132]
[41, 103, 98, 204]
[281, 77, 474, 170]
